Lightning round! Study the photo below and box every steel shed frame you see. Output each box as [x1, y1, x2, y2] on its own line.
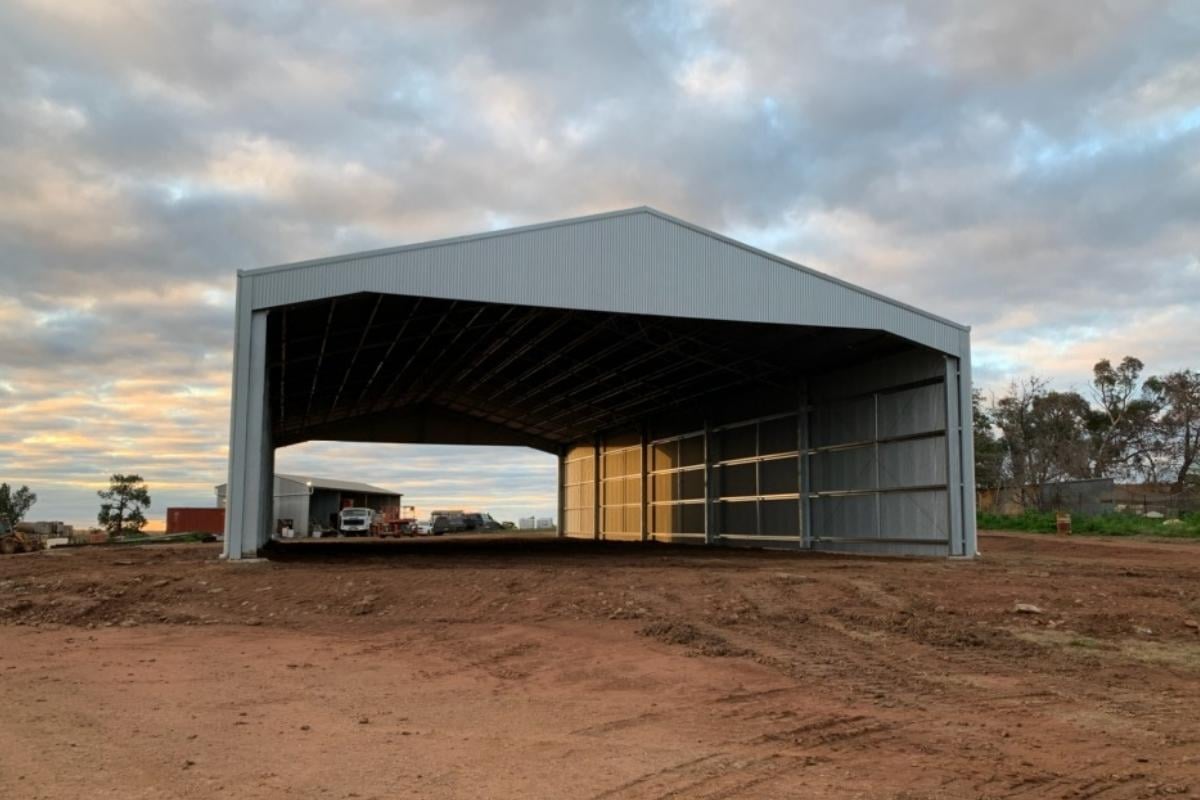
[223, 207, 976, 559]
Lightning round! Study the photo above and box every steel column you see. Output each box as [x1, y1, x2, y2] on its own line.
[944, 355, 966, 556]
[593, 435, 601, 540]
[223, 298, 272, 559]
[556, 447, 566, 538]
[799, 388, 811, 548]
[958, 331, 978, 556]
[703, 420, 715, 545]
[944, 343, 977, 557]
[639, 425, 648, 541]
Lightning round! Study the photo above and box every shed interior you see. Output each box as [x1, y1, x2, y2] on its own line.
[265, 292, 964, 556]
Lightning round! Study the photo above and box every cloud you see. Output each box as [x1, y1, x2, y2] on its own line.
[0, 0, 1197, 526]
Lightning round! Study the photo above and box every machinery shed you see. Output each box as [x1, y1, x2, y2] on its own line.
[223, 207, 976, 559]
[215, 474, 403, 536]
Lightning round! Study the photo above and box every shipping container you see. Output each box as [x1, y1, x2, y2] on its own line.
[166, 507, 226, 535]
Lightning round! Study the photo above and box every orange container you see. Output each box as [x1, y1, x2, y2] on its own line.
[166, 507, 226, 534]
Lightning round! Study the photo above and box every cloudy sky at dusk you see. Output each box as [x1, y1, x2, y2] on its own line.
[1, 1, 1198, 528]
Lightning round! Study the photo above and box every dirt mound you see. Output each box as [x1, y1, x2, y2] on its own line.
[638, 620, 748, 657]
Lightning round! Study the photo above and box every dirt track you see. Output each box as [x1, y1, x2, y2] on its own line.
[2, 532, 1199, 799]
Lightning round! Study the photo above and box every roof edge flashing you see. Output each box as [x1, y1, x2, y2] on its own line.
[240, 206, 656, 278]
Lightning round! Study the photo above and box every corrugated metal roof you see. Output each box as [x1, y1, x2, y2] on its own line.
[276, 473, 399, 496]
[239, 206, 968, 356]
[216, 474, 400, 496]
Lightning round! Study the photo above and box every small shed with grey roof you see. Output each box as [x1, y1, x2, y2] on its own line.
[223, 207, 976, 558]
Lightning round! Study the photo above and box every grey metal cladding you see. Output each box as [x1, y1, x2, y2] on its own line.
[877, 383, 945, 439]
[878, 437, 947, 489]
[879, 491, 950, 541]
[809, 437, 946, 493]
[815, 539, 949, 557]
[811, 495, 879, 538]
[810, 395, 876, 448]
[810, 447, 878, 492]
[242, 208, 968, 356]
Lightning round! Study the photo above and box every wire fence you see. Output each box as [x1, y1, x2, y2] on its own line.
[977, 479, 1198, 518]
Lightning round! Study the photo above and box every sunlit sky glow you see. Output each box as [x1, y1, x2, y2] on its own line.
[1, 1, 1197, 528]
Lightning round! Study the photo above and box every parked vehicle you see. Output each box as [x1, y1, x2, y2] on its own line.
[463, 512, 502, 531]
[429, 511, 501, 535]
[338, 507, 375, 536]
[430, 510, 464, 534]
[430, 514, 456, 536]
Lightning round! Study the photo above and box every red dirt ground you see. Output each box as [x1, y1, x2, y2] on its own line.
[2, 531, 1199, 799]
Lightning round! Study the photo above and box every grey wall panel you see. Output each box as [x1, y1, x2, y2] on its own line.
[879, 490, 950, 541]
[814, 540, 950, 557]
[810, 447, 877, 492]
[811, 495, 879, 538]
[807, 346, 955, 550]
[877, 383, 945, 439]
[810, 436, 946, 493]
[245, 209, 967, 358]
[276, 495, 308, 533]
[810, 395, 876, 448]
[878, 437, 947, 489]
[718, 501, 758, 535]
[760, 499, 801, 536]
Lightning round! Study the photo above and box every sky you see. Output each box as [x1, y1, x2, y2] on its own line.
[1, 1, 1198, 529]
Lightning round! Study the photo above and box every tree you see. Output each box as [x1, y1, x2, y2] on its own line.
[98, 474, 151, 538]
[992, 378, 1091, 507]
[1087, 357, 1158, 479]
[0, 483, 37, 524]
[972, 390, 1005, 490]
[1143, 370, 1200, 493]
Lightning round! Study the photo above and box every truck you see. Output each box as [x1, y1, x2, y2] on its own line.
[337, 507, 375, 536]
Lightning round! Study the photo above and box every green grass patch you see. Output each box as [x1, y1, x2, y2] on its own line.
[978, 510, 1200, 538]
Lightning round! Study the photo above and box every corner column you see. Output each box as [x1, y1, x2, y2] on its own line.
[224, 281, 273, 559]
[945, 341, 977, 558]
[957, 331, 978, 556]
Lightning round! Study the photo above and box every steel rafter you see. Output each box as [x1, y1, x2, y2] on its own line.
[322, 294, 383, 424]
[300, 299, 338, 429]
